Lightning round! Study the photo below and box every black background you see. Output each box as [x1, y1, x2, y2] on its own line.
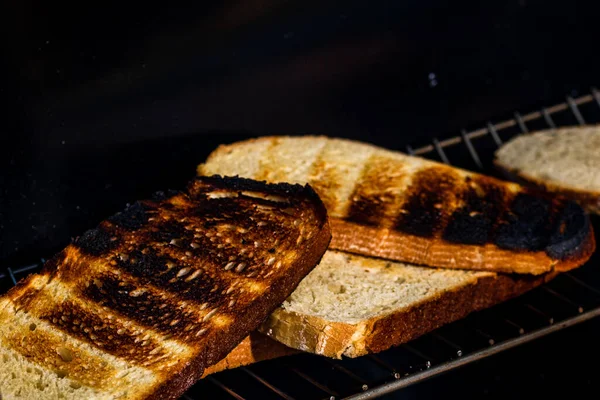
[1, 0, 599, 398]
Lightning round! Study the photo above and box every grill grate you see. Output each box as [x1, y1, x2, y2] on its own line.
[3, 88, 600, 399]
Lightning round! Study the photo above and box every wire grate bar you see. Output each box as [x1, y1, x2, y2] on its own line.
[241, 368, 296, 400]
[285, 366, 340, 397]
[474, 329, 495, 346]
[402, 344, 433, 364]
[321, 359, 369, 385]
[366, 355, 397, 375]
[430, 333, 463, 353]
[502, 318, 525, 335]
[486, 122, 503, 147]
[592, 87, 600, 109]
[13, 262, 42, 275]
[7, 268, 17, 286]
[541, 286, 584, 313]
[514, 112, 529, 133]
[409, 89, 596, 156]
[460, 129, 483, 169]
[566, 96, 586, 125]
[541, 108, 556, 129]
[564, 272, 600, 297]
[412, 144, 433, 155]
[432, 138, 450, 164]
[206, 377, 247, 400]
[524, 303, 554, 325]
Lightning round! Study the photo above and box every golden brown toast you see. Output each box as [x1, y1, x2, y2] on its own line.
[198, 136, 595, 275]
[0, 176, 330, 400]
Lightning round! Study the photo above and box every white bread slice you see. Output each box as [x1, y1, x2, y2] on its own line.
[494, 125, 600, 214]
[258, 251, 554, 358]
[198, 136, 595, 275]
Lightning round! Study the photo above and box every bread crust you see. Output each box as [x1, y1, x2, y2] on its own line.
[330, 218, 595, 275]
[494, 159, 600, 215]
[260, 271, 556, 358]
[202, 333, 298, 377]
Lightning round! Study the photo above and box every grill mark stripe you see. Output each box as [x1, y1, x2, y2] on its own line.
[346, 155, 410, 228]
[306, 149, 343, 214]
[113, 246, 233, 305]
[0, 321, 118, 391]
[11, 289, 176, 368]
[83, 274, 207, 342]
[305, 139, 374, 217]
[394, 167, 461, 237]
[443, 176, 512, 245]
[254, 137, 282, 181]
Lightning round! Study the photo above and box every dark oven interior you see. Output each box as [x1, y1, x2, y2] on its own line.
[2, 1, 600, 399]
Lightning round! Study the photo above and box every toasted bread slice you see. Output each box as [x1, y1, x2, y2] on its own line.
[259, 251, 555, 358]
[198, 136, 595, 275]
[0, 176, 330, 400]
[494, 125, 600, 214]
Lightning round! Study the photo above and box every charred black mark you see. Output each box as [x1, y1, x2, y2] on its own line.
[40, 251, 67, 274]
[73, 227, 119, 256]
[40, 301, 166, 365]
[188, 199, 293, 238]
[116, 247, 171, 276]
[346, 157, 403, 227]
[443, 209, 493, 245]
[83, 274, 202, 340]
[115, 247, 230, 304]
[108, 202, 151, 230]
[346, 192, 388, 227]
[546, 201, 590, 259]
[190, 175, 315, 204]
[394, 168, 459, 237]
[443, 179, 507, 245]
[189, 197, 260, 222]
[148, 218, 190, 243]
[494, 193, 553, 251]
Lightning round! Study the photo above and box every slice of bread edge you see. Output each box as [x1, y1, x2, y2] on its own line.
[259, 270, 557, 359]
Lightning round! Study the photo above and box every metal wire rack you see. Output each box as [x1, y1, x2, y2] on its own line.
[3, 88, 600, 399]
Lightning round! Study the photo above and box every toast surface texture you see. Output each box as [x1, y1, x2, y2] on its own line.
[259, 251, 555, 358]
[198, 136, 595, 275]
[0, 176, 330, 400]
[494, 125, 600, 215]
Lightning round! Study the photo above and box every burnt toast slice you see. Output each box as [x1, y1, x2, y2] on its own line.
[198, 136, 595, 275]
[0, 176, 330, 400]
